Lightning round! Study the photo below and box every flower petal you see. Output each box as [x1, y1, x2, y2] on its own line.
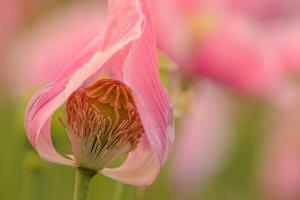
[101, 0, 174, 186]
[101, 135, 157, 186]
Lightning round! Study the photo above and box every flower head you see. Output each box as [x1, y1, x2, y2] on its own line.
[25, 0, 174, 186]
[65, 79, 144, 171]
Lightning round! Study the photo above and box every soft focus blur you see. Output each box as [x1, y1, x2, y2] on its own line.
[1, 0, 300, 199]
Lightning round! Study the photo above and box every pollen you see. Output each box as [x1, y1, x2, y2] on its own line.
[65, 79, 144, 171]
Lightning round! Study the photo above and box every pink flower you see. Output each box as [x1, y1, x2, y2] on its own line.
[259, 89, 300, 200]
[0, 0, 31, 80]
[226, 0, 300, 20]
[171, 81, 233, 196]
[0, 0, 25, 51]
[8, 1, 107, 93]
[260, 139, 300, 200]
[24, 0, 174, 186]
[192, 20, 284, 95]
[152, 0, 300, 95]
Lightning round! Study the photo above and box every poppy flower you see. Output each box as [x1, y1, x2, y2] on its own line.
[24, 0, 174, 186]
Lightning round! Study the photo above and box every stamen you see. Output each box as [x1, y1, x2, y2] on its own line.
[114, 85, 120, 108]
[58, 116, 66, 129]
[100, 83, 115, 103]
[65, 79, 145, 171]
[120, 84, 132, 111]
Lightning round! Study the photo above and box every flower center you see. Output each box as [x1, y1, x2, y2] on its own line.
[65, 79, 144, 171]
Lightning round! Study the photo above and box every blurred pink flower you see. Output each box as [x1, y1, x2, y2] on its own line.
[8, 1, 107, 93]
[259, 88, 300, 200]
[227, 0, 300, 20]
[24, 0, 174, 186]
[152, 0, 300, 95]
[172, 81, 233, 196]
[0, 0, 33, 82]
[0, 0, 28, 51]
[152, 0, 300, 196]
[192, 21, 284, 95]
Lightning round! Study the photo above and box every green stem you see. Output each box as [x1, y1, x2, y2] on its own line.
[136, 187, 146, 200]
[74, 168, 96, 200]
[113, 182, 124, 200]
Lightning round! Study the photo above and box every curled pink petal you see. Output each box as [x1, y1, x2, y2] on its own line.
[102, 0, 174, 185]
[25, 0, 173, 186]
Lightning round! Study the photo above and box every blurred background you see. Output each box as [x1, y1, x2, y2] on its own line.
[1, 0, 300, 199]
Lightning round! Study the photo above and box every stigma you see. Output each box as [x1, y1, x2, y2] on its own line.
[65, 79, 144, 171]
